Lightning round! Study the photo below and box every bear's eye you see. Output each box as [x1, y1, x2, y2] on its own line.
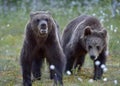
[36, 19, 40, 22]
[96, 46, 100, 50]
[45, 18, 48, 22]
[88, 45, 92, 49]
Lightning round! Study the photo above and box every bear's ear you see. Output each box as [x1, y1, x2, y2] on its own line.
[30, 12, 34, 18]
[45, 11, 51, 15]
[100, 29, 107, 38]
[84, 26, 92, 36]
[30, 12, 38, 19]
[30, 11, 51, 19]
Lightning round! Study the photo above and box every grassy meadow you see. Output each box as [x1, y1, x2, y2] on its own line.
[0, 0, 120, 86]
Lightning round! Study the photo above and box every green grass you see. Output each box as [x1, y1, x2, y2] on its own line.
[0, 1, 120, 86]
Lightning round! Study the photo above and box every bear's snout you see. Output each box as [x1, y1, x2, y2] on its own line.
[90, 55, 97, 60]
[39, 20, 48, 34]
[41, 23, 47, 29]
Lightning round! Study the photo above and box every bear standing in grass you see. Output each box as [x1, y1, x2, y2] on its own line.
[20, 11, 66, 86]
[62, 15, 108, 80]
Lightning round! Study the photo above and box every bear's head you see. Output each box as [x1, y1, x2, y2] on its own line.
[83, 26, 107, 60]
[30, 11, 54, 37]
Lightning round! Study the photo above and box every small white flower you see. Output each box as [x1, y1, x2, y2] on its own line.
[105, 50, 109, 56]
[7, 24, 10, 27]
[103, 67, 108, 72]
[78, 77, 83, 82]
[66, 70, 71, 75]
[1, 37, 4, 40]
[117, 41, 119, 44]
[114, 80, 118, 85]
[95, 60, 100, 66]
[6, 50, 9, 53]
[101, 64, 106, 69]
[114, 29, 117, 33]
[88, 79, 94, 83]
[110, 25, 113, 31]
[100, 19, 104, 22]
[92, 13, 96, 16]
[50, 65, 55, 70]
[103, 78, 107, 82]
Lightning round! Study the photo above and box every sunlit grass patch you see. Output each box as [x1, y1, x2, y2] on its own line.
[0, 70, 21, 85]
[0, 35, 22, 57]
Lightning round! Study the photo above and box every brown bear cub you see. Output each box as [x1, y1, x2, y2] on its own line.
[62, 15, 108, 80]
[20, 11, 66, 86]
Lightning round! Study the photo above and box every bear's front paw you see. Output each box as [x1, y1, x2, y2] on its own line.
[23, 80, 32, 86]
[93, 75, 101, 80]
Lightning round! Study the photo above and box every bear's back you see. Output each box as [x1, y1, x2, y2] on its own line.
[77, 15, 102, 38]
[62, 15, 102, 49]
[82, 16, 102, 31]
[62, 15, 88, 48]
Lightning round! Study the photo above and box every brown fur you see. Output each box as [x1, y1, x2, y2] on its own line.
[62, 15, 108, 80]
[20, 11, 66, 86]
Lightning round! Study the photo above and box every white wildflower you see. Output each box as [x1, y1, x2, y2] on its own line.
[105, 50, 109, 56]
[114, 29, 117, 33]
[103, 77, 107, 82]
[92, 13, 96, 16]
[88, 79, 94, 83]
[95, 60, 100, 66]
[1, 37, 4, 40]
[101, 64, 106, 69]
[66, 70, 71, 75]
[110, 25, 113, 31]
[7, 24, 10, 27]
[117, 41, 119, 44]
[50, 65, 55, 70]
[78, 77, 83, 82]
[114, 80, 118, 85]
[100, 19, 104, 22]
[103, 67, 108, 72]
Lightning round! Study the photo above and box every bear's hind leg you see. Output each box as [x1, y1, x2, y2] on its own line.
[74, 55, 85, 71]
[21, 58, 32, 86]
[65, 56, 75, 73]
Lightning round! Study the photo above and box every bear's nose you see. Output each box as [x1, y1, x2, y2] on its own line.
[41, 23, 46, 29]
[90, 55, 96, 60]
[41, 23, 46, 27]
